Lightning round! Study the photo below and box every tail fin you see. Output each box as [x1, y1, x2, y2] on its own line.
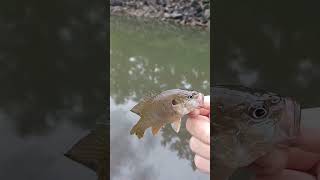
[130, 118, 149, 139]
[64, 126, 107, 172]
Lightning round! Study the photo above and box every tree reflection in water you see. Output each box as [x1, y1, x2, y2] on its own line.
[0, 0, 106, 136]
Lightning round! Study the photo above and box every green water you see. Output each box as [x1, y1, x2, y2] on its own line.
[110, 16, 210, 180]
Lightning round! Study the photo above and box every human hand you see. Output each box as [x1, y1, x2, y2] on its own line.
[249, 127, 320, 180]
[187, 95, 210, 174]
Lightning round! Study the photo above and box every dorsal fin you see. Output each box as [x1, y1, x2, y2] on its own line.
[130, 90, 158, 116]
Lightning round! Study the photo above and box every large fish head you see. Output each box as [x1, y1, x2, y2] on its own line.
[170, 89, 204, 115]
[213, 85, 301, 148]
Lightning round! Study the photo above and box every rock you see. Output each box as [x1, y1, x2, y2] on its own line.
[164, 12, 171, 18]
[110, 0, 123, 6]
[143, 5, 149, 11]
[204, 9, 210, 19]
[156, 0, 168, 6]
[110, 0, 210, 29]
[170, 11, 183, 19]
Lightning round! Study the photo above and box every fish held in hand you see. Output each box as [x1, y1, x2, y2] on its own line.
[130, 89, 204, 139]
[212, 85, 301, 180]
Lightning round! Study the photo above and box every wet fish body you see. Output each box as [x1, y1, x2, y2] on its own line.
[130, 89, 204, 139]
[212, 85, 301, 180]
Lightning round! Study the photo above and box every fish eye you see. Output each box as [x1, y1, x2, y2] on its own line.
[186, 95, 193, 99]
[253, 108, 268, 119]
[248, 104, 268, 119]
[172, 99, 178, 105]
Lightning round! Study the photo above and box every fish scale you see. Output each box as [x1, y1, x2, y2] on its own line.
[130, 89, 205, 139]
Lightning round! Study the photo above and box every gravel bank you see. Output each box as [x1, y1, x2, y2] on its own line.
[110, 0, 210, 28]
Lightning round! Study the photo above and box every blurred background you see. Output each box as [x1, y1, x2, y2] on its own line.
[0, 0, 106, 179]
[214, 1, 320, 108]
[214, 1, 320, 179]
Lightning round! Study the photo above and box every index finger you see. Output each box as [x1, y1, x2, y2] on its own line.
[295, 127, 320, 154]
[294, 108, 320, 154]
[248, 147, 288, 176]
[202, 95, 210, 109]
[188, 108, 210, 117]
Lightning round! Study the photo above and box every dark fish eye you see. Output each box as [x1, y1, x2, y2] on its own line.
[172, 99, 177, 105]
[186, 95, 193, 99]
[248, 104, 268, 119]
[253, 108, 267, 119]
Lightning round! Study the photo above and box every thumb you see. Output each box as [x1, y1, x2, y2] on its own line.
[203, 95, 210, 109]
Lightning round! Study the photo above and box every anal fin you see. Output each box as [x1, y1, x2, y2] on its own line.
[152, 122, 164, 136]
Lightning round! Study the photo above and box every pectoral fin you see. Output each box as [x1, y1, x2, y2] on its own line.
[171, 118, 181, 133]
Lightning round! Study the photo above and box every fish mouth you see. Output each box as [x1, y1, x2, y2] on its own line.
[287, 98, 301, 138]
[278, 98, 301, 145]
[197, 93, 205, 107]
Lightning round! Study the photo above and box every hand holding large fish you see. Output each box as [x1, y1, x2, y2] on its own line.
[212, 85, 301, 180]
[130, 89, 204, 139]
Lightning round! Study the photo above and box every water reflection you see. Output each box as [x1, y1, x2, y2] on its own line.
[0, 0, 106, 179]
[214, 1, 320, 108]
[110, 16, 209, 180]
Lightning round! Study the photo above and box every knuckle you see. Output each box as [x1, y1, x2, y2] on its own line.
[186, 118, 192, 132]
[189, 137, 197, 152]
[194, 155, 202, 168]
[194, 155, 210, 173]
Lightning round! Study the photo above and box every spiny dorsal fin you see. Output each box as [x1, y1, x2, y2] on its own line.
[130, 90, 158, 116]
[171, 118, 182, 133]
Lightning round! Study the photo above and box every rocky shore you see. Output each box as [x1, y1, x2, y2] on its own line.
[110, 0, 210, 29]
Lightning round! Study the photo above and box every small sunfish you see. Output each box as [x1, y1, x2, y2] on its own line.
[212, 85, 301, 180]
[130, 89, 204, 139]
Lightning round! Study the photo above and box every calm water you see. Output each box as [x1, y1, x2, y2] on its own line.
[0, 1, 105, 179]
[110, 16, 210, 180]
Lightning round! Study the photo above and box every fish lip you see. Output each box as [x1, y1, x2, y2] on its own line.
[293, 99, 301, 139]
[197, 93, 205, 107]
[274, 98, 301, 146]
[283, 98, 301, 144]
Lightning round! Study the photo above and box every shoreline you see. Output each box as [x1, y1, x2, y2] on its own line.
[110, 0, 210, 29]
